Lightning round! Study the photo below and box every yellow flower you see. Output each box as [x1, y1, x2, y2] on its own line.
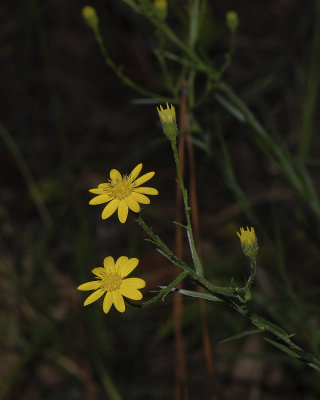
[77, 256, 146, 314]
[157, 103, 176, 124]
[157, 103, 178, 141]
[237, 226, 258, 258]
[237, 226, 256, 245]
[89, 163, 158, 223]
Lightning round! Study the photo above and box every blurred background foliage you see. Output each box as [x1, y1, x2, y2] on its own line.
[1, 0, 320, 399]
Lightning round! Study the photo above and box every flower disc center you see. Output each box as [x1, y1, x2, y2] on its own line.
[100, 272, 122, 292]
[109, 177, 133, 200]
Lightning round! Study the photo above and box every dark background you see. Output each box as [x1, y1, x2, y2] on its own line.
[1, 0, 320, 399]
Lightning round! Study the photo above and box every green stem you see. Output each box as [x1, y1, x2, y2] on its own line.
[91, 24, 173, 101]
[142, 271, 188, 307]
[122, 0, 218, 80]
[136, 215, 239, 300]
[216, 81, 320, 219]
[171, 140, 203, 276]
[245, 257, 256, 291]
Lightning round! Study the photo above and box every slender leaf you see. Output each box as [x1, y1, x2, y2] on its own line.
[308, 363, 320, 372]
[220, 328, 263, 344]
[214, 93, 246, 122]
[264, 337, 301, 359]
[159, 286, 222, 302]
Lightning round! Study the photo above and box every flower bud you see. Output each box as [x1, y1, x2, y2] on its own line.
[82, 5, 99, 31]
[157, 103, 178, 142]
[237, 226, 258, 259]
[154, 0, 167, 20]
[226, 11, 239, 34]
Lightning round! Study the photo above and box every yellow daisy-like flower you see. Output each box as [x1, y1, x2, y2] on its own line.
[77, 256, 146, 314]
[237, 226, 258, 258]
[89, 163, 158, 223]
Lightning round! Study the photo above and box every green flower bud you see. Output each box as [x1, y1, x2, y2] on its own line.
[237, 226, 258, 259]
[157, 103, 178, 142]
[82, 6, 99, 31]
[226, 11, 239, 34]
[154, 0, 167, 20]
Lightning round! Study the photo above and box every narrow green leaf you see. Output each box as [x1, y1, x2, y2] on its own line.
[264, 337, 301, 359]
[251, 313, 290, 339]
[214, 93, 246, 122]
[158, 286, 222, 302]
[220, 328, 263, 344]
[307, 363, 320, 372]
[189, 0, 199, 49]
[131, 97, 176, 105]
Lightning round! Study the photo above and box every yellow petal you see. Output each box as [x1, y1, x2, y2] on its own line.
[133, 171, 155, 187]
[121, 277, 146, 289]
[112, 290, 125, 312]
[91, 267, 104, 277]
[120, 287, 143, 300]
[89, 194, 112, 205]
[130, 192, 150, 204]
[130, 163, 143, 181]
[115, 256, 128, 272]
[77, 281, 101, 291]
[119, 258, 139, 277]
[134, 187, 158, 195]
[89, 188, 105, 194]
[84, 288, 105, 305]
[104, 256, 115, 271]
[125, 196, 140, 212]
[101, 199, 120, 219]
[110, 169, 122, 182]
[118, 200, 128, 223]
[103, 291, 113, 314]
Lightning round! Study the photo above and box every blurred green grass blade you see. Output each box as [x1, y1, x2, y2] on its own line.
[214, 93, 246, 122]
[131, 97, 176, 105]
[122, 0, 140, 13]
[216, 118, 259, 226]
[0, 123, 52, 228]
[296, 163, 320, 214]
[215, 82, 320, 218]
[307, 363, 320, 373]
[299, 0, 320, 159]
[264, 337, 301, 359]
[220, 328, 263, 344]
[159, 286, 222, 302]
[189, 0, 200, 49]
[94, 356, 122, 400]
[0, 321, 55, 398]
